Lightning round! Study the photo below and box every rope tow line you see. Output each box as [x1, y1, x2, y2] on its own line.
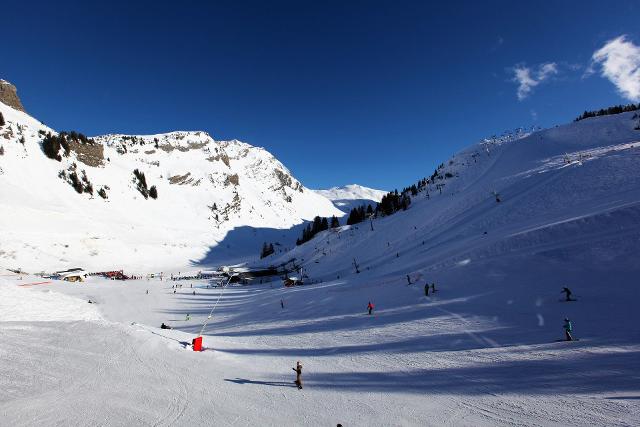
[198, 273, 236, 337]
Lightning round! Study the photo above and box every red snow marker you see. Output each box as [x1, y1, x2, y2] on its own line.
[192, 336, 203, 352]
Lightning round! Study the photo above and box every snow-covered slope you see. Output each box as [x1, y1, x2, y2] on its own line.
[279, 111, 640, 283]
[0, 99, 341, 273]
[314, 184, 386, 213]
[2, 110, 640, 426]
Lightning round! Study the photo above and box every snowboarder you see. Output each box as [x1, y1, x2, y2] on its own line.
[367, 301, 374, 315]
[561, 287, 574, 302]
[173, 289, 176, 294]
[280, 299, 284, 309]
[431, 283, 436, 293]
[292, 361, 303, 389]
[563, 318, 573, 341]
[161, 323, 171, 329]
[193, 290, 196, 295]
[424, 283, 430, 296]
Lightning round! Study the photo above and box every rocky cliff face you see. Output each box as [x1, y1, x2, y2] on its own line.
[0, 80, 26, 112]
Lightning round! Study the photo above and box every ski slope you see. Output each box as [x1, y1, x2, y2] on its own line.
[2, 111, 640, 425]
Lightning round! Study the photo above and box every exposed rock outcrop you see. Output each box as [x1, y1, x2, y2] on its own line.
[0, 80, 26, 112]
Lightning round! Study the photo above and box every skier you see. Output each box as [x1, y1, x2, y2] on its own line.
[431, 283, 436, 293]
[193, 290, 196, 295]
[280, 299, 284, 309]
[292, 361, 303, 389]
[406, 275, 412, 285]
[424, 283, 430, 296]
[563, 318, 573, 341]
[173, 289, 176, 294]
[367, 301, 374, 315]
[161, 323, 171, 329]
[185, 313, 191, 321]
[146, 289, 149, 295]
[561, 287, 574, 301]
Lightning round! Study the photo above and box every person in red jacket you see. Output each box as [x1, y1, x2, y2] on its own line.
[367, 301, 374, 315]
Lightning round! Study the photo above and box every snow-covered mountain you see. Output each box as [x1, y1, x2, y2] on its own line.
[314, 184, 386, 213]
[0, 83, 343, 272]
[314, 184, 387, 202]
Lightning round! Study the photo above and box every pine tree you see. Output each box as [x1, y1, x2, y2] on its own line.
[347, 208, 358, 225]
[84, 182, 94, 195]
[330, 215, 340, 228]
[42, 133, 62, 161]
[69, 171, 84, 194]
[312, 216, 322, 234]
[133, 169, 149, 198]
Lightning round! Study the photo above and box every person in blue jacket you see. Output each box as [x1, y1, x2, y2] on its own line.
[563, 318, 573, 341]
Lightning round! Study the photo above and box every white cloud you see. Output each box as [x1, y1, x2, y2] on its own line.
[512, 62, 558, 100]
[591, 35, 640, 102]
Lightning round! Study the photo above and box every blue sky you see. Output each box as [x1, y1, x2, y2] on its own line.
[1, 1, 639, 190]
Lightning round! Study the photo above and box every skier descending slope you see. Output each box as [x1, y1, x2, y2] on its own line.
[424, 283, 429, 296]
[561, 287, 575, 302]
[563, 318, 574, 341]
[367, 301, 374, 315]
[292, 361, 303, 389]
